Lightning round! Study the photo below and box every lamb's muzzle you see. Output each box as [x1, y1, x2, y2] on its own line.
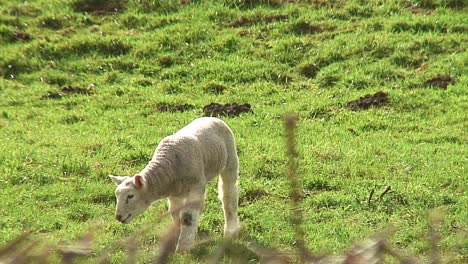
[116, 214, 132, 224]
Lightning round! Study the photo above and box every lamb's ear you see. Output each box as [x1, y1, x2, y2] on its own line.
[134, 175, 143, 189]
[109, 175, 127, 185]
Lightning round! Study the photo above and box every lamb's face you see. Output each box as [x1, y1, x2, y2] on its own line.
[110, 175, 149, 224]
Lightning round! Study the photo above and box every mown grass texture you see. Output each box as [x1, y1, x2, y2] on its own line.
[0, 0, 467, 263]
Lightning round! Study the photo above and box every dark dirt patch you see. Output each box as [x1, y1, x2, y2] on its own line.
[203, 103, 252, 117]
[41, 86, 93, 100]
[238, 30, 250, 37]
[11, 31, 33, 41]
[61, 86, 92, 95]
[292, 21, 324, 34]
[115, 89, 125, 96]
[73, 0, 125, 14]
[204, 83, 227, 94]
[156, 103, 195, 113]
[227, 14, 288, 27]
[298, 63, 319, 79]
[347, 91, 389, 110]
[422, 74, 453, 89]
[159, 56, 174, 67]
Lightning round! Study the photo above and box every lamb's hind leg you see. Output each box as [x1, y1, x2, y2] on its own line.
[176, 188, 205, 252]
[219, 168, 240, 238]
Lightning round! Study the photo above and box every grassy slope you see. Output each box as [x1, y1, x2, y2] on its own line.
[0, 0, 467, 262]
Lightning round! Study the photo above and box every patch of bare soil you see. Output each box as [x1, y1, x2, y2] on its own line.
[298, 63, 319, 78]
[73, 0, 125, 14]
[11, 31, 33, 41]
[238, 30, 251, 37]
[203, 103, 252, 117]
[159, 56, 174, 67]
[61, 86, 92, 95]
[156, 103, 195, 113]
[228, 14, 288, 27]
[42, 86, 93, 100]
[347, 91, 389, 110]
[422, 74, 453, 89]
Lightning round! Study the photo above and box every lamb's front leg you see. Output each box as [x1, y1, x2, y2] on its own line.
[168, 196, 185, 221]
[176, 189, 205, 252]
[168, 196, 184, 247]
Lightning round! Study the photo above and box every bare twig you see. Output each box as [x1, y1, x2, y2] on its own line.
[59, 233, 93, 264]
[95, 249, 112, 264]
[428, 210, 443, 264]
[206, 238, 233, 264]
[30, 242, 54, 264]
[125, 235, 138, 264]
[153, 222, 179, 264]
[368, 188, 375, 206]
[384, 245, 420, 264]
[247, 242, 293, 264]
[8, 240, 39, 264]
[284, 113, 310, 263]
[378, 186, 391, 202]
[58, 222, 106, 264]
[0, 232, 31, 258]
[343, 238, 384, 264]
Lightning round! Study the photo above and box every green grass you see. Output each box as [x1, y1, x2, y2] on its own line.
[0, 0, 467, 262]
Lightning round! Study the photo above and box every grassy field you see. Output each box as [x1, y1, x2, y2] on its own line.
[0, 0, 467, 262]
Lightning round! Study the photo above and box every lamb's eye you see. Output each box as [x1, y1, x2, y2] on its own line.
[128, 195, 134, 199]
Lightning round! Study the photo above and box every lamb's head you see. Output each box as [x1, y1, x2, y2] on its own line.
[109, 175, 150, 224]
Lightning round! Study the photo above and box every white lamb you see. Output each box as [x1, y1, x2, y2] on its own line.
[110, 117, 240, 251]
